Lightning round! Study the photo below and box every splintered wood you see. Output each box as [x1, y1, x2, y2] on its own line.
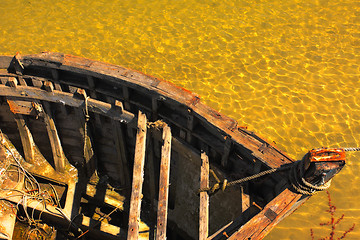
[156, 125, 172, 240]
[199, 145, 209, 240]
[127, 111, 147, 240]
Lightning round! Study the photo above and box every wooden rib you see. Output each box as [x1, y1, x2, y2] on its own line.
[199, 144, 209, 240]
[0, 84, 135, 123]
[156, 124, 172, 240]
[123, 86, 131, 110]
[145, 131, 156, 210]
[112, 119, 131, 188]
[186, 113, 194, 143]
[221, 137, 232, 168]
[151, 97, 158, 120]
[106, 96, 131, 188]
[13, 114, 35, 164]
[74, 108, 97, 178]
[42, 101, 66, 172]
[127, 111, 147, 240]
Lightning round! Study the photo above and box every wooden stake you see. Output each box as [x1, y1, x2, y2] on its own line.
[156, 125, 172, 240]
[127, 111, 147, 240]
[199, 144, 209, 240]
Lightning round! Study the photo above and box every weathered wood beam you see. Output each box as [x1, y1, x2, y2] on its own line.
[42, 101, 67, 172]
[227, 189, 308, 240]
[0, 85, 134, 123]
[199, 144, 209, 240]
[156, 125, 172, 240]
[127, 111, 147, 240]
[13, 114, 35, 164]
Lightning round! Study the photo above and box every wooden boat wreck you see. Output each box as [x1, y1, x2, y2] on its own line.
[0, 52, 347, 240]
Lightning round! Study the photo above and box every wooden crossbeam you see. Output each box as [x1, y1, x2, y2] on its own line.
[156, 125, 172, 240]
[0, 84, 135, 123]
[199, 144, 210, 240]
[42, 101, 66, 172]
[127, 111, 147, 240]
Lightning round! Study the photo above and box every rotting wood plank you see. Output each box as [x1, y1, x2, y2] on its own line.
[199, 144, 209, 240]
[13, 114, 35, 164]
[127, 111, 148, 240]
[42, 101, 67, 172]
[156, 124, 172, 240]
[0, 85, 135, 123]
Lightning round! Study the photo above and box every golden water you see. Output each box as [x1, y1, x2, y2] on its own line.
[1, 0, 359, 239]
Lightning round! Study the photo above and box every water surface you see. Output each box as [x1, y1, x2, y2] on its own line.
[1, 0, 359, 239]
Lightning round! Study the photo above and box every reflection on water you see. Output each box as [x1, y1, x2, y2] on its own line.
[1, 0, 359, 239]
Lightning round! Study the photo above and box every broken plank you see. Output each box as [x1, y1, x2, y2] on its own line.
[127, 111, 147, 240]
[156, 124, 172, 240]
[199, 144, 209, 240]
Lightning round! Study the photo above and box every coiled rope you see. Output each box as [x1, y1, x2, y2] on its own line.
[288, 160, 331, 195]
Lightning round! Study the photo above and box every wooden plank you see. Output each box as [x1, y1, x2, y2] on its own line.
[0, 85, 135, 123]
[42, 101, 66, 172]
[13, 114, 35, 164]
[156, 125, 172, 240]
[199, 144, 209, 240]
[127, 111, 148, 240]
[227, 189, 308, 240]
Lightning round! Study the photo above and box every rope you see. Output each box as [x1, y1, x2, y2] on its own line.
[199, 159, 332, 196]
[343, 147, 360, 152]
[289, 160, 331, 195]
[199, 165, 292, 195]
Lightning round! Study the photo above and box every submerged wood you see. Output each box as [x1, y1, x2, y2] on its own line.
[0, 53, 346, 240]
